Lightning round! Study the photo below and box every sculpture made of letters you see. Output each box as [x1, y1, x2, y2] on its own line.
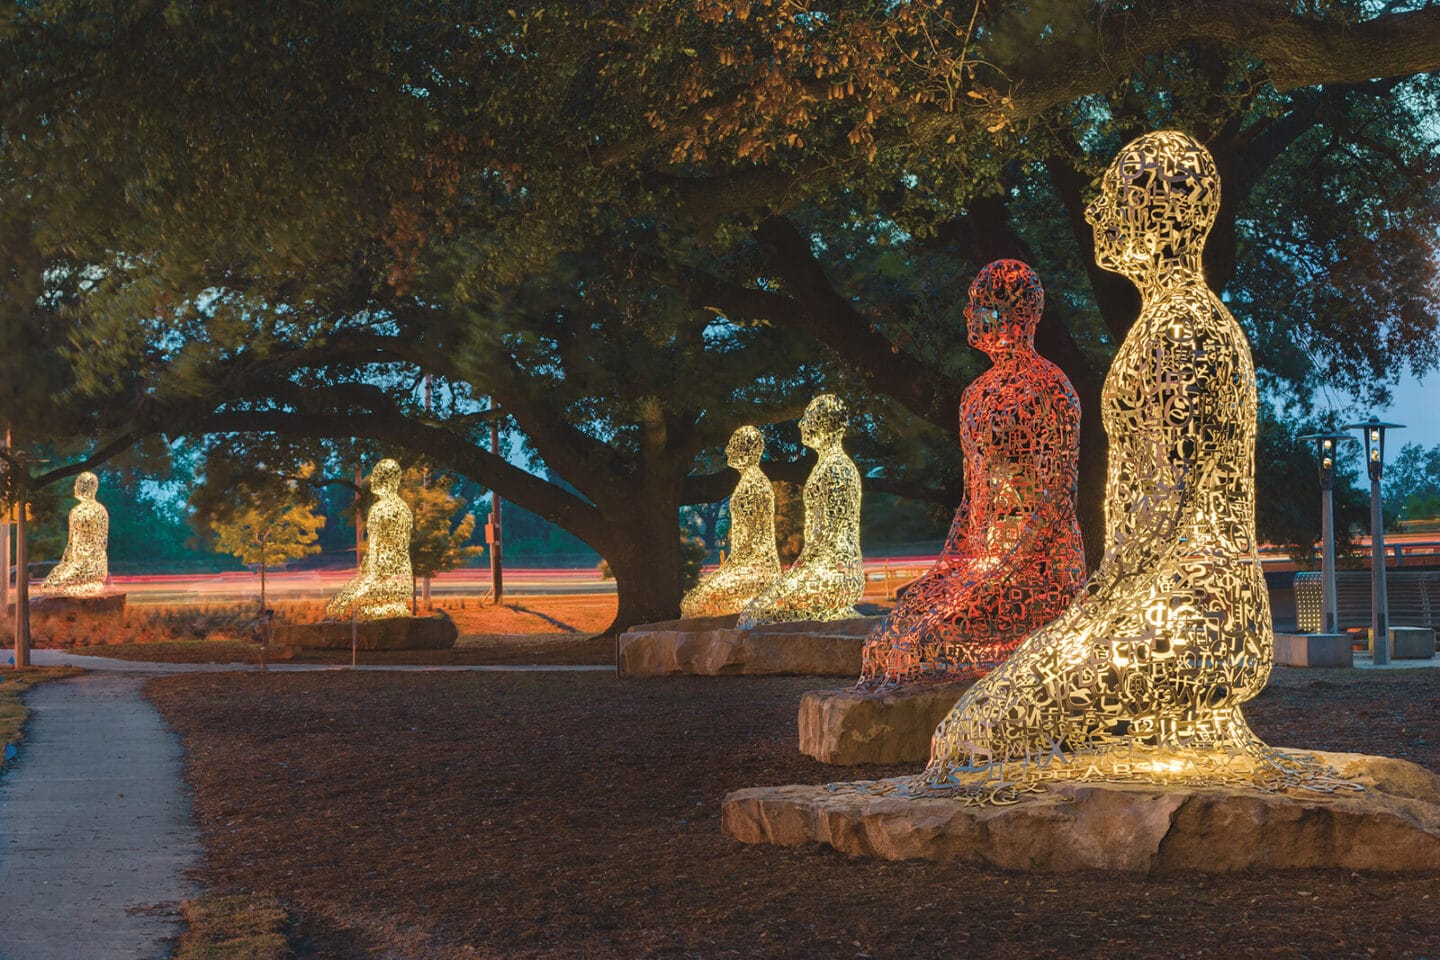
[737, 395, 864, 628]
[37, 472, 109, 598]
[860, 260, 1085, 687]
[916, 131, 1322, 801]
[680, 426, 782, 619]
[325, 458, 413, 621]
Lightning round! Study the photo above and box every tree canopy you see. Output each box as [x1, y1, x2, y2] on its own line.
[2, 1, 1438, 630]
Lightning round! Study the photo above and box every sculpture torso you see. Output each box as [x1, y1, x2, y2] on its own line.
[727, 466, 779, 568]
[326, 489, 413, 621]
[737, 442, 864, 627]
[679, 463, 781, 619]
[40, 499, 109, 598]
[860, 348, 1085, 685]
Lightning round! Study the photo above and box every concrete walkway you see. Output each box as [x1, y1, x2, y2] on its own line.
[0, 673, 200, 960]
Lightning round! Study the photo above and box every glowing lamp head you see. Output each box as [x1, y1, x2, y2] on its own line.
[725, 425, 764, 470]
[1085, 130, 1220, 281]
[965, 259, 1043, 354]
[73, 471, 99, 502]
[799, 394, 848, 451]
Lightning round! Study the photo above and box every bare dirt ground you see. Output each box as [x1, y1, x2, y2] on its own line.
[147, 666, 1440, 960]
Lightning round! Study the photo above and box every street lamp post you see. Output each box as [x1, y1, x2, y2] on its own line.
[1341, 417, 1403, 665]
[1298, 431, 1354, 635]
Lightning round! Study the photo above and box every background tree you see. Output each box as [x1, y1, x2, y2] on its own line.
[206, 470, 326, 612]
[3, 1, 1437, 631]
[402, 465, 482, 611]
[1384, 443, 1440, 528]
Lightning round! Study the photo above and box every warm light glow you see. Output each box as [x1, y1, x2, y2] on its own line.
[737, 394, 864, 627]
[906, 131, 1332, 802]
[681, 427, 782, 618]
[37, 472, 108, 598]
[325, 458, 413, 621]
[860, 260, 1085, 686]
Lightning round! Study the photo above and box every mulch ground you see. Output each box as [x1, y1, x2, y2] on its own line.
[147, 666, 1440, 960]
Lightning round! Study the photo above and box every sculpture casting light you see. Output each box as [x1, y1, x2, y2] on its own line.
[913, 131, 1326, 801]
[860, 260, 1085, 686]
[325, 458, 414, 621]
[737, 394, 864, 627]
[37, 472, 109, 598]
[681, 426, 782, 618]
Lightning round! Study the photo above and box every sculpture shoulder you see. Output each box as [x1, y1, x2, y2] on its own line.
[813, 452, 860, 485]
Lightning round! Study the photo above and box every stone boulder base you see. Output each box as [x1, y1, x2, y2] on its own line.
[618, 615, 876, 676]
[18, 593, 127, 620]
[275, 614, 457, 651]
[798, 681, 975, 765]
[722, 751, 1440, 873]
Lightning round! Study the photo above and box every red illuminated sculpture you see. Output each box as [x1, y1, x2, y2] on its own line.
[859, 260, 1085, 686]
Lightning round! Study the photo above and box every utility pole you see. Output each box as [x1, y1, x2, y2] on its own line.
[421, 374, 432, 610]
[489, 415, 503, 605]
[354, 461, 364, 572]
[13, 474, 29, 669]
[1, 424, 10, 615]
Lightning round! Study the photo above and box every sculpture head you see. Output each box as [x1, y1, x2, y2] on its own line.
[725, 426, 765, 470]
[1084, 130, 1220, 283]
[965, 259, 1043, 354]
[799, 394, 848, 451]
[74, 472, 99, 502]
[369, 458, 402, 496]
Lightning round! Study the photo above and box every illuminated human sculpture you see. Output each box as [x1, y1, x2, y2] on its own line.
[860, 260, 1085, 686]
[681, 427, 782, 618]
[37, 472, 109, 598]
[920, 131, 1298, 799]
[737, 394, 864, 628]
[325, 458, 413, 621]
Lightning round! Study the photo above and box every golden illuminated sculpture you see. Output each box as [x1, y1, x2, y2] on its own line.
[681, 426, 782, 618]
[737, 394, 864, 628]
[325, 458, 413, 621]
[37, 472, 109, 598]
[860, 260, 1085, 686]
[911, 131, 1323, 801]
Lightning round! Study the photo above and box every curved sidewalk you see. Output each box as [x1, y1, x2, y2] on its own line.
[0, 651, 607, 959]
[0, 673, 200, 960]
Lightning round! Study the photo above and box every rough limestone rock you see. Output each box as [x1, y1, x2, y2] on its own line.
[798, 681, 975, 765]
[618, 615, 876, 676]
[20, 593, 127, 620]
[722, 751, 1440, 873]
[275, 614, 457, 651]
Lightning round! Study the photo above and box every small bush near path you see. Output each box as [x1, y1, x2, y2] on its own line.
[147, 666, 1440, 960]
[175, 894, 290, 960]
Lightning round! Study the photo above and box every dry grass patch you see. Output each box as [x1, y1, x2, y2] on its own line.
[175, 894, 290, 960]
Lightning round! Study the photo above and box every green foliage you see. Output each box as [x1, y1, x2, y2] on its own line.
[1384, 443, 1440, 525]
[402, 465, 483, 580]
[1254, 413, 1368, 564]
[210, 498, 325, 572]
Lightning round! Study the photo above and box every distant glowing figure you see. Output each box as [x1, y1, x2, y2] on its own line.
[38, 472, 108, 598]
[920, 131, 1307, 800]
[326, 458, 413, 621]
[738, 394, 863, 627]
[860, 260, 1085, 686]
[681, 426, 782, 618]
